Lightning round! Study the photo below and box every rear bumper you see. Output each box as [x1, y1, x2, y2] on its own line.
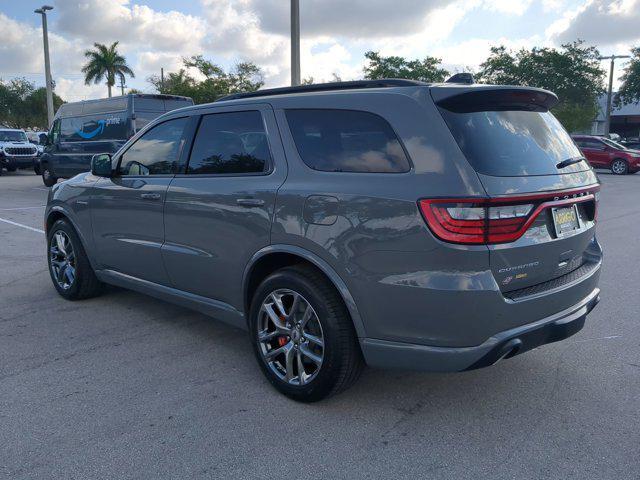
[360, 287, 600, 372]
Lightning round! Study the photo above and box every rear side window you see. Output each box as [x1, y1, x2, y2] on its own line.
[134, 111, 164, 131]
[187, 111, 270, 175]
[119, 117, 188, 176]
[438, 109, 587, 177]
[285, 109, 411, 173]
[579, 139, 605, 150]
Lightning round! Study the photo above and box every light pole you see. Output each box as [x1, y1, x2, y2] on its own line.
[291, 0, 301, 86]
[599, 54, 631, 136]
[34, 5, 55, 128]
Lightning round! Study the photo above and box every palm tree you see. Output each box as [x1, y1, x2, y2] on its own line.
[81, 42, 135, 98]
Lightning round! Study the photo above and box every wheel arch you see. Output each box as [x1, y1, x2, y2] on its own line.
[243, 245, 366, 338]
[46, 206, 97, 269]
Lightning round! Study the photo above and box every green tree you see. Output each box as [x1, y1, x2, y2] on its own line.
[363, 51, 449, 82]
[82, 41, 135, 98]
[149, 55, 264, 104]
[0, 78, 63, 129]
[616, 47, 640, 106]
[477, 41, 605, 132]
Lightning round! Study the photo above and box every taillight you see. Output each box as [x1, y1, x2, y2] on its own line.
[418, 187, 598, 245]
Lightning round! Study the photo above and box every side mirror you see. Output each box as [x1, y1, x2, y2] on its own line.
[39, 133, 48, 145]
[91, 153, 113, 177]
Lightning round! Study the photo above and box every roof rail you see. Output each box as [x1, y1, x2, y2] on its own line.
[217, 78, 428, 102]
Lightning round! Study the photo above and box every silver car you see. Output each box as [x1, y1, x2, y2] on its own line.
[45, 80, 602, 401]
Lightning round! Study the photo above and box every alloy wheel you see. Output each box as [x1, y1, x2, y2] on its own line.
[257, 289, 324, 385]
[612, 160, 627, 175]
[49, 231, 76, 290]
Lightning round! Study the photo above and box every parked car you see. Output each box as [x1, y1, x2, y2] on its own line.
[27, 131, 49, 174]
[621, 138, 640, 151]
[572, 134, 640, 174]
[0, 128, 39, 175]
[39, 93, 193, 186]
[45, 80, 602, 401]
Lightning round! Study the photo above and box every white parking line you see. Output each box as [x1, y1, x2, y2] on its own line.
[0, 206, 46, 211]
[0, 217, 45, 234]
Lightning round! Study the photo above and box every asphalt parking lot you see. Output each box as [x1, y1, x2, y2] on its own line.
[1, 170, 639, 479]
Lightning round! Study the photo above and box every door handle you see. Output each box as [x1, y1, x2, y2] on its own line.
[140, 193, 161, 201]
[236, 198, 265, 207]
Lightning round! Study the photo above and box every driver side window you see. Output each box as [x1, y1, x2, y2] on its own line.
[119, 117, 188, 176]
[50, 119, 61, 144]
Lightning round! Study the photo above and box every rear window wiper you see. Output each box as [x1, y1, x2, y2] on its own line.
[556, 157, 585, 169]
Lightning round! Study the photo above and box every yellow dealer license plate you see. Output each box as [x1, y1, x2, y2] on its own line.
[552, 205, 580, 237]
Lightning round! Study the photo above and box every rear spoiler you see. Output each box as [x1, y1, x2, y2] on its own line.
[432, 86, 558, 113]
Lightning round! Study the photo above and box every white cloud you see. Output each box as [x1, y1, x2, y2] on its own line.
[55, 77, 108, 101]
[246, 0, 457, 38]
[0, 13, 85, 77]
[553, 0, 640, 46]
[55, 0, 207, 54]
[483, 0, 534, 15]
[2, 0, 627, 102]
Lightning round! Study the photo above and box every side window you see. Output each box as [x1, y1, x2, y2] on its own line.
[119, 117, 188, 176]
[50, 119, 61, 144]
[584, 140, 605, 150]
[134, 111, 164, 131]
[285, 109, 411, 173]
[187, 111, 270, 175]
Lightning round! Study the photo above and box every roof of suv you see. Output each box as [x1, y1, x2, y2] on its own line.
[159, 78, 559, 120]
[215, 79, 556, 105]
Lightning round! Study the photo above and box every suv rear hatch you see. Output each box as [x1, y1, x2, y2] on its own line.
[427, 86, 600, 295]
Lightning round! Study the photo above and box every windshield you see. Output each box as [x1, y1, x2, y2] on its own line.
[602, 138, 629, 151]
[438, 108, 588, 176]
[0, 131, 28, 142]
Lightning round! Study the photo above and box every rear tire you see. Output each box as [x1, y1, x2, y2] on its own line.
[47, 219, 103, 300]
[42, 164, 57, 187]
[611, 159, 628, 175]
[249, 264, 364, 402]
[6, 166, 17, 172]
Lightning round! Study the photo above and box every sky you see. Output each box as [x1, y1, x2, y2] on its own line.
[0, 0, 638, 102]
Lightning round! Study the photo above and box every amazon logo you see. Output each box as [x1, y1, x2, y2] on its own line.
[74, 117, 121, 140]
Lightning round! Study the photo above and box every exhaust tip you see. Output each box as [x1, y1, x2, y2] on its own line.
[493, 338, 523, 365]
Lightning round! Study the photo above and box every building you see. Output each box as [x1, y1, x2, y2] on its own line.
[589, 94, 640, 138]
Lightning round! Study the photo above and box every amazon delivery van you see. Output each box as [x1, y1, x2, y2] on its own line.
[39, 94, 193, 185]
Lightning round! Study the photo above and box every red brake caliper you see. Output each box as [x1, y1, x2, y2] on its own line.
[277, 315, 288, 347]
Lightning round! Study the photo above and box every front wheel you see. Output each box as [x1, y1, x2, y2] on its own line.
[611, 159, 629, 175]
[42, 165, 57, 186]
[47, 219, 103, 300]
[249, 265, 364, 402]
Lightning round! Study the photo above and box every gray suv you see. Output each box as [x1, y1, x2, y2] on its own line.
[45, 80, 602, 402]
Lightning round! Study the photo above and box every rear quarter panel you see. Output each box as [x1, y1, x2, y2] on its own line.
[270, 89, 500, 345]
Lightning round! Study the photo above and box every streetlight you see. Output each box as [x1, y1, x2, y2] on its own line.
[599, 54, 631, 136]
[34, 5, 55, 128]
[291, 0, 301, 86]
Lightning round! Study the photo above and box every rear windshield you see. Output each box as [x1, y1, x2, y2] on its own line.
[439, 109, 587, 176]
[601, 138, 629, 151]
